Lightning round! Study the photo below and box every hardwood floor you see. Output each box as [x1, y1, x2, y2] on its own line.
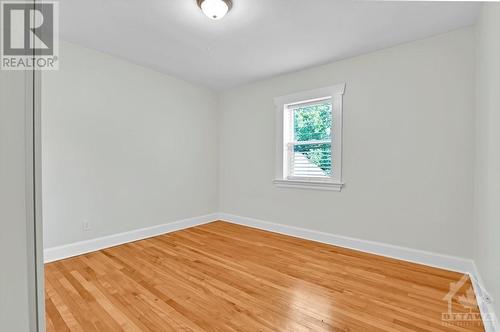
[45, 221, 484, 331]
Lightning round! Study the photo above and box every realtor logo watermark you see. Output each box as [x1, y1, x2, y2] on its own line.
[1, 1, 58, 70]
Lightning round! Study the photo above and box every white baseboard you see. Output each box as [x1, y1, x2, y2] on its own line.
[470, 263, 499, 332]
[217, 213, 476, 274]
[43, 213, 218, 263]
[44, 212, 476, 273]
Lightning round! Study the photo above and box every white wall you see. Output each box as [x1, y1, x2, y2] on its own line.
[219, 28, 476, 258]
[0, 68, 36, 330]
[474, 3, 500, 316]
[42, 41, 219, 248]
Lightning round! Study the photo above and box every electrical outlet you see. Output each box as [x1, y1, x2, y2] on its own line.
[83, 220, 91, 232]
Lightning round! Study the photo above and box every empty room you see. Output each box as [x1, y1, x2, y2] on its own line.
[1, 0, 499, 331]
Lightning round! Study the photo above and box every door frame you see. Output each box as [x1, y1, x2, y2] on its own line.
[27, 61, 44, 332]
[26, 0, 45, 330]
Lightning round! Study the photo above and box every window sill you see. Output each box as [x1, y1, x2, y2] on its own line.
[273, 179, 344, 192]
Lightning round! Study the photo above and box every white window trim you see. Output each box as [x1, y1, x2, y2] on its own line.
[273, 83, 345, 191]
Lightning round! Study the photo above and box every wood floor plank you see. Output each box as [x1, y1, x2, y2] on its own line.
[45, 221, 485, 331]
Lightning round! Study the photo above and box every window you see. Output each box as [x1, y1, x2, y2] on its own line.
[273, 84, 345, 191]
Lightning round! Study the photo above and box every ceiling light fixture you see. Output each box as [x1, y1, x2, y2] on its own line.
[197, 0, 232, 20]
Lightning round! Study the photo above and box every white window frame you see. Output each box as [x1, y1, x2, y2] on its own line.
[273, 83, 345, 191]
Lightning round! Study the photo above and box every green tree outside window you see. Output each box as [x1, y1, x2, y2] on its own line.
[293, 103, 332, 175]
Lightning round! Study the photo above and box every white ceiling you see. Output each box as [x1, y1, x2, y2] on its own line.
[60, 0, 480, 90]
